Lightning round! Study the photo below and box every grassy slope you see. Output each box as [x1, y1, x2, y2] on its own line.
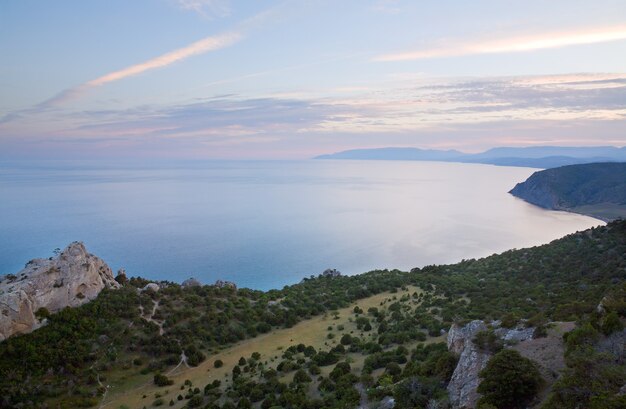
[102, 286, 434, 409]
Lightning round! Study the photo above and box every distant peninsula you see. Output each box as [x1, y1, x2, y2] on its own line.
[315, 146, 626, 169]
[509, 162, 626, 221]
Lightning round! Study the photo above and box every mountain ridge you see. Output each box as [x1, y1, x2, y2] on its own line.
[315, 146, 626, 168]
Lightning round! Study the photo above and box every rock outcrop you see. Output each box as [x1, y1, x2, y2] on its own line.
[0, 242, 119, 341]
[446, 320, 491, 409]
[215, 280, 237, 290]
[494, 326, 535, 343]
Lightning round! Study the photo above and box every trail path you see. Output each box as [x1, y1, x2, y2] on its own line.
[140, 300, 164, 335]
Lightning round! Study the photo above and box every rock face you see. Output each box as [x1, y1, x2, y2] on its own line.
[447, 320, 491, 409]
[0, 242, 119, 341]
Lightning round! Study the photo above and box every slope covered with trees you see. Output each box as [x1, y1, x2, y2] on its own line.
[509, 162, 626, 220]
[0, 221, 625, 408]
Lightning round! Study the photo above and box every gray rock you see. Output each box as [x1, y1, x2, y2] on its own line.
[215, 280, 237, 289]
[447, 320, 491, 409]
[378, 396, 395, 409]
[0, 242, 119, 341]
[142, 283, 160, 292]
[494, 326, 535, 343]
[182, 277, 201, 288]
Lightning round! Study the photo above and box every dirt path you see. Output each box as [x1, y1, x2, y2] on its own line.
[96, 374, 109, 409]
[140, 300, 164, 335]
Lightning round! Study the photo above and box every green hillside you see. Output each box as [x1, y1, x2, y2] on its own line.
[1, 221, 625, 408]
[510, 162, 626, 220]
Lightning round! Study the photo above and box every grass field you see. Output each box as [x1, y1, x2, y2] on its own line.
[101, 285, 433, 409]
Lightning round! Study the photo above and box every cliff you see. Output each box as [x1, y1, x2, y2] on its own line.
[446, 320, 491, 409]
[0, 242, 119, 341]
[509, 162, 626, 221]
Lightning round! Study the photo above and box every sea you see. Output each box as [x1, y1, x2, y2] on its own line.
[0, 160, 602, 290]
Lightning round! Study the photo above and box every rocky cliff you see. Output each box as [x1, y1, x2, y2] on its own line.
[446, 320, 491, 409]
[0, 242, 119, 341]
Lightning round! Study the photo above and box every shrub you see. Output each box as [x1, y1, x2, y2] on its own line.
[214, 359, 223, 368]
[477, 349, 544, 409]
[153, 373, 174, 387]
[473, 330, 503, 353]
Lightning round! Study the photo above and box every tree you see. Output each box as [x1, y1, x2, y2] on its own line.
[214, 359, 223, 368]
[477, 349, 544, 409]
[293, 369, 312, 383]
[153, 373, 174, 387]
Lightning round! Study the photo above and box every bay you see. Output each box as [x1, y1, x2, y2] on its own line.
[0, 160, 602, 290]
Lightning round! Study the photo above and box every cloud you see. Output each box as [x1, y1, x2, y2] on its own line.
[175, 0, 231, 18]
[375, 25, 626, 61]
[39, 73, 626, 139]
[39, 31, 242, 108]
[3, 73, 625, 159]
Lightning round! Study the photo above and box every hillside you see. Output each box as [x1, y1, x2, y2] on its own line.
[315, 146, 626, 168]
[509, 162, 626, 221]
[1, 222, 625, 408]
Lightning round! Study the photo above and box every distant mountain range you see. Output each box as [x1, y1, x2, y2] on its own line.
[509, 162, 626, 221]
[315, 146, 626, 168]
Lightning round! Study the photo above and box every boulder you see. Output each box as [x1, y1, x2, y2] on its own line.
[0, 242, 119, 341]
[142, 283, 160, 292]
[182, 277, 201, 288]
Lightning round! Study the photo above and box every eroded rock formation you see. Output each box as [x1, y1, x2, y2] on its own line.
[0, 242, 119, 341]
[446, 320, 491, 409]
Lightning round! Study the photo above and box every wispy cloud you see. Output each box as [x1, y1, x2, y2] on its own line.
[40, 31, 242, 107]
[3, 73, 625, 158]
[375, 25, 626, 62]
[175, 0, 231, 18]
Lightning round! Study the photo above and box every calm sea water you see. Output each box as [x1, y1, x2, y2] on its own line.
[0, 160, 602, 290]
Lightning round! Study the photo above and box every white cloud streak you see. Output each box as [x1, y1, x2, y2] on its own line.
[375, 25, 626, 62]
[41, 31, 242, 107]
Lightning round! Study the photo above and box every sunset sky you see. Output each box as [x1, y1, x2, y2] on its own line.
[1, 0, 626, 159]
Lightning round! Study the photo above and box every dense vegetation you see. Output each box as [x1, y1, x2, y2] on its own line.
[0, 220, 625, 408]
[477, 349, 544, 409]
[509, 162, 626, 219]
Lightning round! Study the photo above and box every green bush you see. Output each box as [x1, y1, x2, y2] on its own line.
[153, 373, 174, 387]
[477, 349, 543, 409]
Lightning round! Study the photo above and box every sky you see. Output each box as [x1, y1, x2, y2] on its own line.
[1, 0, 626, 159]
